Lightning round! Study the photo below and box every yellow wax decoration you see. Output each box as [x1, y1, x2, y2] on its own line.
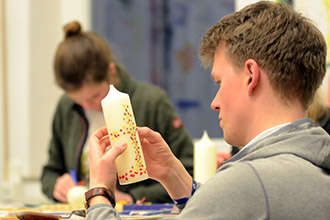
[101, 84, 149, 185]
[194, 130, 217, 184]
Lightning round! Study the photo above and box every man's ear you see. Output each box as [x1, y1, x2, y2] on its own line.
[245, 59, 260, 95]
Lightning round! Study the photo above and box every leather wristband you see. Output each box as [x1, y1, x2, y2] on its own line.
[84, 187, 116, 209]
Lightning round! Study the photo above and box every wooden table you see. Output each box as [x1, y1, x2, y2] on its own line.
[0, 203, 179, 220]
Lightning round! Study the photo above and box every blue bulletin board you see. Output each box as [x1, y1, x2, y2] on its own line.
[91, 0, 235, 139]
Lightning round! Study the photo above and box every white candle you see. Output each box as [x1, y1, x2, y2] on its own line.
[67, 185, 88, 206]
[101, 84, 148, 185]
[194, 131, 217, 184]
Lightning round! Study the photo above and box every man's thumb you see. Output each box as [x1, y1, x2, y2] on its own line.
[111, 142, 127, 158]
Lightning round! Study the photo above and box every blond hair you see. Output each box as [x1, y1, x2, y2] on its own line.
[199, 1, 327, 110]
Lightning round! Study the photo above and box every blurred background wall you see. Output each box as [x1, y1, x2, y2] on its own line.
[91, 0, 234, 139]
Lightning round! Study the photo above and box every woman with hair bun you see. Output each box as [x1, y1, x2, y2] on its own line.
[41, 21, 193, 204]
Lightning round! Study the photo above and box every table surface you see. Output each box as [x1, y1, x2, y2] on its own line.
[0, 202, 179, 220]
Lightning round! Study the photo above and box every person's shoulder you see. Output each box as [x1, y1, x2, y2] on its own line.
[227, 153, 316, 181]
[55, 93, 75, 113]
[181, 162, 267, 219]
[216, 159, 287, 186]
[216, 161, 262, 182]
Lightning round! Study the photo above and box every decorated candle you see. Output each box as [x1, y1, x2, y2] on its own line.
[101, 84, 148, 185]
[194, 131, 217, 184]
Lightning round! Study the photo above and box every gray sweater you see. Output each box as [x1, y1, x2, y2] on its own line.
[87, 118, 330, 219]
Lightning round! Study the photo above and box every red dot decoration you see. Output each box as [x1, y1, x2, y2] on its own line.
[112, 104, 147, 182]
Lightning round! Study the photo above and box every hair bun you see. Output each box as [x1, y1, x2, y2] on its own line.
[63, 21, 82, 39]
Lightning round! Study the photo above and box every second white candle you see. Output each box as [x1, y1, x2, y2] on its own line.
[194, 130, 217, 184]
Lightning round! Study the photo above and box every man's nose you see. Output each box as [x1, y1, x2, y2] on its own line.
[210, 91, 220, 111]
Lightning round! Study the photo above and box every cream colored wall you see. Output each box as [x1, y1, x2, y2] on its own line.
[0, 0, 6, 182]
[0, 0, 91, 186]
[0, 0, 91, 203]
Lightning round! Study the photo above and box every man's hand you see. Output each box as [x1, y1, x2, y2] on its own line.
[137, 127, 192, 199]
[137, 127, 177, 182]
[89, 127, 126, 192]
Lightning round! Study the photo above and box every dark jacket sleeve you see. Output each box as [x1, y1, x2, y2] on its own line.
[40, 103, 67, 200]
[40, 95, 81, 201]
[154, 93, 194, 175]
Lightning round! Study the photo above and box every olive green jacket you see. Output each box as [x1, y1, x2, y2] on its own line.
[41, 66, 194, 203]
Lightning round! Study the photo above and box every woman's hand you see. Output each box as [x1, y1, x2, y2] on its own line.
[53, 173, 76, 203]
[115, 190, 134, 204]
